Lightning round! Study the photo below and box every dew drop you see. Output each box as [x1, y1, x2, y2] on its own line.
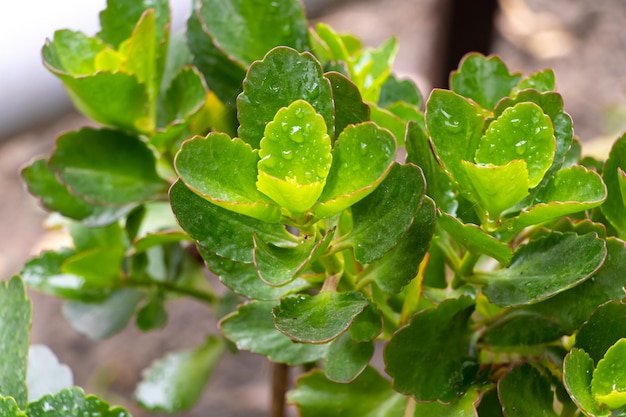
[282, 149, 293, 160]
[359, 142, 369, 155]
[514, 139, 527, 155]
[510, 118, 521, 126]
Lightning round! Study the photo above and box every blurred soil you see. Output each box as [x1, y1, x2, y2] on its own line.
[1, 0, 625, 416]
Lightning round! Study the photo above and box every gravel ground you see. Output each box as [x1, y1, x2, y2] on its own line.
[1, 1, 625, 416]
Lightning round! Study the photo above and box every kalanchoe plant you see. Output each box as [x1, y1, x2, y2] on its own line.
[2, 0, 626, 416]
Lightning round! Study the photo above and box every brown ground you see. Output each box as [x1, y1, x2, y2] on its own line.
[1, 1, 625, 416]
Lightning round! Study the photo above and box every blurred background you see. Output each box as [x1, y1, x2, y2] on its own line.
[1, 0, 625, 416]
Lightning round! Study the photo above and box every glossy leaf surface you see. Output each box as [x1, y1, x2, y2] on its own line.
[273, 292, 368, 343]
[28, 388, 131, 417]
[238, 47, 333, 148]
[175, 132, 280, 222]
[481, 232, 606, 307]
[135, 336, 224, 413]
[0, 277, 30, 409]
[384, 296, 477, 402]
[325, 71, 370, 137]
[323, 333, 374, 383]
[49, 128, 166, 205]
[257, 100, 332, 215]
[346, 163, 425, 263]
[316, 122, 396, 218]
[287, 366, 406, 417]
[219, 301, 327, 365]
[564, 348, 611, 417]
[576, 301, 626, 364]
[592, 339, 626, 409]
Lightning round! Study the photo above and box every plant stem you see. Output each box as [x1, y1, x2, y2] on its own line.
[124, 280, 217, 304]
[403, 397, 416, 417]
[271, 363, 289, 417]
[451, 251, 480, 288]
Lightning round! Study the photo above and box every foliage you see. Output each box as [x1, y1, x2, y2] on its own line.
[3, 0, 626, 415]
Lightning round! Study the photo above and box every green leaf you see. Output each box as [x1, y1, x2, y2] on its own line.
[0, 397, 26, 417]
[508, 165, 607, 232]
[175, 132, 280, 222]
[461, 159, 530, 218]
[379, 74, 423, 108]
[61, 247, 124, 287]
[257, 100, 332, 216]
[498, 364, 558, 417]
[412, 389, 480, 417]
[368, 104, 407, 145]
[592, 339, 626, 409]
[169, 180, 296, 263]
[42, 30, 104, 75]
[325, 72, 370, 138]
[219, 301, 327, 365]
[253, 230, 333, 286]
[367, 196, 436, 293]
[384, 296, 477, 402]
[28, 387, 131, 417]
[273, 292, 369, 343]
[49, 128, 166, 205]
[98, 0, 169, 49]
[426, 89, 486, 196]
[238, 47, 333, 148]
[135, 336, 224, 413]
[522, 238, 626, 333]
[451, 53, 521, 110]
[482, 311, 564, 346]
[316, 122, 396, 218]
[136, 293, 168, 331]
[63, 288, 144, 339]
[323, 333, 374, 383]
[564, 348, 611, 417]
[477, 102, 556, 188]
[186, 8, 246, 107]
[287, 366, 406, 417]
[351, 37, 398, 102]
[27, 345, 74, 403]
[576, 301, 626, 364]
[602, 132, 626, 238]
[197, 246, 309, 300]
[345, 163, 425, 263]
[516, 68, 556, 92]
[405, 120, 458, 214]
[194, 0, 308, 67]
[0, 277, 31, 409]
[437, 212, 513, 265]
[349, 304, 383, 342]
[481, 232, 607, 307]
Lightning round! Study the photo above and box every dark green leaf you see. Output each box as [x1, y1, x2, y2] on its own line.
[498, 364, 558, 417]
[564, 348, 611, 417]
[135, 336, 224, 413]
[62, 288, 144, 339]
[257, 100, 332, 216]
[323, 333, 373, 383]
[368, 104, 406, 145]
[384, 296, 477, 402]
[576, 301, 626, 364]
[345, 163, 425, 263]
[175, 132, 280, 222]
[273, 292, 369, 343]
[325, 72, 370, 138]
[0, 277, 31, 408]
[287, 366, 406, 417]
[169, 180, 296, 263]
[136, 293, 168, 331]
[158, 65, 207, 132]
[592, 339, 626, 409]
[219, 301, 327, 365]
[378, 74, 423, 108]
[197, 246, 309, 300]
[27, 345, 74, 403]
[519, 237, 625, 334]
[601, 132, 626, 238]
[450, 53, 521, 110]
[482, 311, 564, 346]
[437, 212, 513, 265]
[238, 47, 333, 148]
[28, 387, 131, 417]
[349, 303, 383, 342]
[49, 128, 167, 205]
[316, 122, 396, 219]
[368, 196, 435, 293]
[481, 232, 607, 307]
